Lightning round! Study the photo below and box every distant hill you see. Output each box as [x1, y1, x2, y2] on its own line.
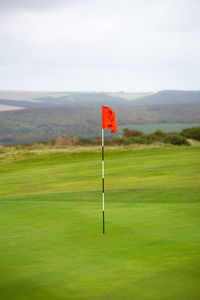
[0, 90, 152, 102]
[0, 92, 132, 110]
[0, 89, 200, 145]
[132, 90, 200, 106]
[36, 92, 131, 107]
[0, 102, 200, 145]
[1, 90, 200, 111]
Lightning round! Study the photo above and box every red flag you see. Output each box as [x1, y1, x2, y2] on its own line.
[102, 105, 117, 132]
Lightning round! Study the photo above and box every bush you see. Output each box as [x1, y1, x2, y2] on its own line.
[163, 134, 190, 146]
[153, 130, 168, 138]
[144, 131, 167, 143]
[77, 138, 99, 145]
[167, 131, 179, 136]
[129, 137, 145, 144]
[180, 127, 200, 141]
[50, 138, 56, 145]
[77, 138, 93, 145]
[123, 128, 144, 138]
[106, 138, 132, 146]
[54, 136, 78, 146]
[106, 136, 159, 146]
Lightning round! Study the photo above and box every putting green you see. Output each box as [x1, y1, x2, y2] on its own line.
[0, 146, 200, 299]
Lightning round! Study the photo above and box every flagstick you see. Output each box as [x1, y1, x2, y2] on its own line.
[102, 129, 105, 234]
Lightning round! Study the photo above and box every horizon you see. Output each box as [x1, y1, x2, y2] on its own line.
[1, 89, 200, 93]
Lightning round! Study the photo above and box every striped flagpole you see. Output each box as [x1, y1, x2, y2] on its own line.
[102, 129, 105, 234]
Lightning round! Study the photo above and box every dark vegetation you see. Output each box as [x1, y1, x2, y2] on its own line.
[0, 103, 200, 145]
[0, 90, 200, 145]
[180, 127, 200, 141]
[122, 128, 144, 137]
[163, 134, 190, 146]
[2, 127, 196, 149]
[131, 90, 200, 105]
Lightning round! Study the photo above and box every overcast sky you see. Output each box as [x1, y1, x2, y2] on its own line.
[0, 0, 199, 91]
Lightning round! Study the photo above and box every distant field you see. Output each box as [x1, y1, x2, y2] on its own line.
[0, 91, 78, 101]
[0, 91, 49, 101]
[0, 104, 25, 112]
[108, 92, 153, 100]
[0, 90, 152, 102]
[0, 145, 200, 299]
[119, 123, 200, 134]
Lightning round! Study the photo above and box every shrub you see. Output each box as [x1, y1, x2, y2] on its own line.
[77, 138, 95, 145]
[50, 138, 56, 145]
[163, 134, 190, 146]
[144, 131, 167, 143]
[123, 128, 144, 138]
[106, 138, 132, 146]
[128, 137, 145, 144]
[167, 131, 179, 136]
[34, 140, 49, 146]
[180, 127, 200, 141]
[54, 136, 78, 146]
[153, 130, 168, 138]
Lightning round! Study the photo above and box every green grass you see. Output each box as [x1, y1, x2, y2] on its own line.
[119, 123, 200, 134]
[0, 146, 200, 299]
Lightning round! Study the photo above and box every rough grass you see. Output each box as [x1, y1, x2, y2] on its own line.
[0, 146, 200, 300]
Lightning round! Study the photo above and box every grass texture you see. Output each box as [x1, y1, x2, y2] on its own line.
[0, 146, 200, 299]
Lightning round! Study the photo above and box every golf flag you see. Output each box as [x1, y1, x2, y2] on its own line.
[102, 106, 117, 132]
[101, 105, 117, 234]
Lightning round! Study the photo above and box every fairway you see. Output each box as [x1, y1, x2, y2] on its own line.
[0, 146, 200, 299]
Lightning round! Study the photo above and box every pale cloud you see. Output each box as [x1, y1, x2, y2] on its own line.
[0, 0, 83, 11]
[0, 9, 119, 44]
[0, 0, 199, 91]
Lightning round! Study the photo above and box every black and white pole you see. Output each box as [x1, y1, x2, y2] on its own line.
[102, 129, 105, 234]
